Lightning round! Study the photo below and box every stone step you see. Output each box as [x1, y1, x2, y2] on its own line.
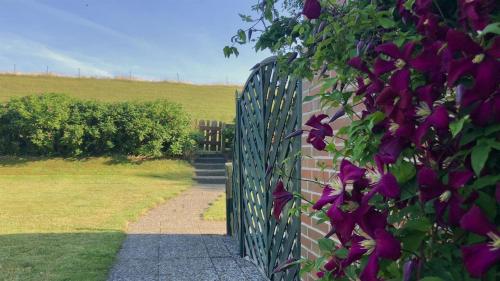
[195, 153, 225, 159]
[194, 157, 226, 164]
[193, 176, 226, 184]
[195, 169, 226, 177]
[194, 163, 226, 170]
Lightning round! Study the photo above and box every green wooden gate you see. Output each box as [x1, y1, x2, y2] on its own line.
[231, 56, 301, 281]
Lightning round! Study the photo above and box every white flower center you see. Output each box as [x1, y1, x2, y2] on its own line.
[439, 190, 452, 202]
[416, 102, 432, 119]
[487, 232, 500, 250]
[395, 58, 406, 69]
[472, 54, 485, 64]
[361, 239, 376, 254]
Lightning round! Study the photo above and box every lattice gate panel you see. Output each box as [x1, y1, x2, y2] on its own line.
[232, 56, 301, 281]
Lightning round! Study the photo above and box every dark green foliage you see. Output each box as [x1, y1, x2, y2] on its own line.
[0, 94, 196, 157]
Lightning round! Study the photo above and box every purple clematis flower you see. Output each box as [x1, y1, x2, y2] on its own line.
[418, 167, 473, 225]
[447, 30, 500, 101]
[302, 0, 321, 19]
[377, 135, 405, 165]
[416, 13, 448, 40]
[348, 57, 384, 95]
[415, 104, 450, 145]
[364, 156, 400, 202]
[326, 196, 357, 244]
[345, 229, 401, 281]
[458, 0, 496, 31]
[460, 206, 500, 277]
[470, 92, 500, 126]
[339, 159, 366, 186]
[374, 42, 416, 91]
[312, 185, 341, 210]
[305, 114, 333, 150]
[272, 181, 293, 220]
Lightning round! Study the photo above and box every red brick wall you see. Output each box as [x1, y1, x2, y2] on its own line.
[300, 77, 349, 281]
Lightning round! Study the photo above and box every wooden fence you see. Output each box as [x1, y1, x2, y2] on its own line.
[197, 120, 224, 151]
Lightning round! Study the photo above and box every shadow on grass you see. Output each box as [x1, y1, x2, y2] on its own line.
[0, 231, 124, 281]
[0, 232, 263, 281]
[137, 171, 194, 181]
[0, 154, 188, 167]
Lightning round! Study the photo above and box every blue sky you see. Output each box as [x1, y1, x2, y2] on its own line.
[0, 0, 270, 84]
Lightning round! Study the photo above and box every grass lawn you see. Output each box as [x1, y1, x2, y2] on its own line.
[0, 156, 193, 281]
[0, 74, 237, 122]
[202, 194, 226, 221]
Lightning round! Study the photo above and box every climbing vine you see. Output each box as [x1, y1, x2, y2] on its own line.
[228, 0, 499, 280]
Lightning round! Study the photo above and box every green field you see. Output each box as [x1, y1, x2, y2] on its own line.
[0, 157, 193, 281]
[0, 74, 237, 122]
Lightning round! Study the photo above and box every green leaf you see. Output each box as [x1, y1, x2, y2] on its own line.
[318, 238, 334, 254]
[484, 123, 500, 135]
[476, 191, 497, 219]
[401, 232, 425, 252]
[403, 0, 416, 10]
[334, 248, 348, 259]
[391, 161, 416, 184]
[237, 29, 247, 43]
[405, 217, 431, 232]
[460, 128, 484, 146]
[450, 116, 468, 137]
[471, 141, 491, 176]
[471, 174, 500, 190]
[478, 22, 500, 37]
[379, 17, 396, 28]
[303, 95, 318, 102]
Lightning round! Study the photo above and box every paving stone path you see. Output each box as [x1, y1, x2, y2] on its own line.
[108, 183, 266, 280]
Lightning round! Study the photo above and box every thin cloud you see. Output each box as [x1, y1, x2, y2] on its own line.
[0, 34, 112, 77]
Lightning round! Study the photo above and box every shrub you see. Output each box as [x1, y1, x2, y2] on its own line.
[0, 94, 195, 157]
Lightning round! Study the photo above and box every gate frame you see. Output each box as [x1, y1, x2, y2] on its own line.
[231, 56, 302, 281]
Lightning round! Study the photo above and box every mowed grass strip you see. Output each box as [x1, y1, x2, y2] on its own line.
[0, 74, 237, 122]
[202, 194, 226, 221]
[0, 156, 193, 281]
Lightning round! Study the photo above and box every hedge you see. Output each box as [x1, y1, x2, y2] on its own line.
[0, 94, 196, 157]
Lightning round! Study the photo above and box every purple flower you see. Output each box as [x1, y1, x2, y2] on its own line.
[326, 192, 356, 244]
[365, 156, 401, 202]
[416, 13, 448, 40]
[312, 185, 341, 210]
[411, 41, 450, 79]
[470, 93, 500, 126]
[446, 30, 500, 101]
[302, 0, 321, 19]
[346, 229, 401, 281]
[272, 181, 293, 220]
[403, 259, 416, 281]
[305, 114, 333, 150]
[374, 42, 416, 91]
[348, 57, 384, 95]
[415, 105, 450, 145]
[460, 206, 500, 277]
[339, 159, 366, 186]
[458, 0, 496, 31]
[418, 167, 473, 225]
[377, 135, 405, 164]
